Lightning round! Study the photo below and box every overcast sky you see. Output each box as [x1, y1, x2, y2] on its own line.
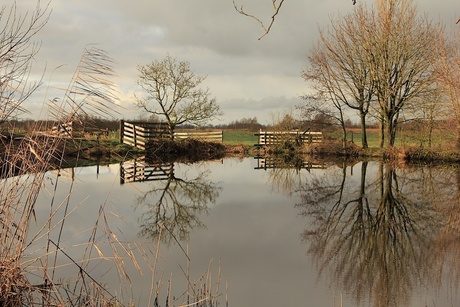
[11, 0, 460, 125]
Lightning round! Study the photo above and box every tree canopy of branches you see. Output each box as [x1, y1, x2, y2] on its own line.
[435, 30, 460, 147]
[0, 1, 50, 124]
[302, 0, 444, 148]
[136, 55, 221, 139]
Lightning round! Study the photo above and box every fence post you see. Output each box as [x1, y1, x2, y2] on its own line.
[133, 124, 137, 148]
[119, 120, 124, 144]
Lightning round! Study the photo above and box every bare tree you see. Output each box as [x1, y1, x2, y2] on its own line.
[302, 5, 376, 148]
[136, 55, 221, 139]
[0, 1, 50, 124]
[368, 0, 443, 147]
[303, 0, 443, 148]
[301, 47, 349, 148]
[435, 29, 460, 147]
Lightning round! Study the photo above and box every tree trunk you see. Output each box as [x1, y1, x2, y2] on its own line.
[384, 116, 397, 148]
[168, 123, 175, 140]
[379, 118, 385, 148]
[456, 120, 460, 149]
[360, 112, 368, 149]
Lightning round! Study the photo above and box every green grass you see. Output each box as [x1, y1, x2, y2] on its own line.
[222, 130, 258, 145]
[343, 129, 457, 149]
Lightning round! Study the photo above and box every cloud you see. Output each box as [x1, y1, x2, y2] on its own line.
[7, 0, 459, 124]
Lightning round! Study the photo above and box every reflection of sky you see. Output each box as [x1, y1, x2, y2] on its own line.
[23, 158, 460, 306]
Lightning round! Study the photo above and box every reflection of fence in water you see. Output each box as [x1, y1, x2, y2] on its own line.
[120, 158, 173, 184]
[254, 156, 325, 170]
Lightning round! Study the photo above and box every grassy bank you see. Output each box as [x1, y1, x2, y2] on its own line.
[59, 128, 460, 165]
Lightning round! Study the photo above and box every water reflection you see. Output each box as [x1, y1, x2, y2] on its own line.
[121, 157, 222, 244]
[254, 155, 327, 195]
[296, 161, 460, 306]
[28, 157, 460, 305]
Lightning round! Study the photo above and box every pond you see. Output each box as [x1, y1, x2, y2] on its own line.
[24, 156, 460, 306]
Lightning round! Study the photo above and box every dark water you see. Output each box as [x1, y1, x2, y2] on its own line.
[27, 157, 460, 306]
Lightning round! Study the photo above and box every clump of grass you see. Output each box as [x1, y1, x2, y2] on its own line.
[146, 139, 226, 162]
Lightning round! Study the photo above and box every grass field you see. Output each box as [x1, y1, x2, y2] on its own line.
[223, 130, 259, 145]
[342, 128, 457, 149]
[206, 128, 458, 149]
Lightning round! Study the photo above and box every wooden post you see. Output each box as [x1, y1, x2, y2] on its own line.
[133, 124, 137, 148]
[119, 120, 124, 144]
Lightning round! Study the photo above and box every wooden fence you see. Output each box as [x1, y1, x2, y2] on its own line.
[255, 129, 323, 146]
[120, 157, 174, 184]
[52, 122, 73, 138]
[120, 120, 170, 150]
[120, 120, 223, 150]
[174, 130, 223, 143]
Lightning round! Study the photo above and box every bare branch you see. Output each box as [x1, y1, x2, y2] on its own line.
[232, 0, 285, 40]
[233, 0, 358, 39]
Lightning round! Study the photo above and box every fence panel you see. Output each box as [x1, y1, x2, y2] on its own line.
[255, 129, 322, 146]
[174, 131, 223, 143]
[120, 121, 223, 149]
[120, 120, 170, 150]
[52, 122, 73, 138]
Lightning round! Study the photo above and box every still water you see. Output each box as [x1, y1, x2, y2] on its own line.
[28, 157, 460, 306]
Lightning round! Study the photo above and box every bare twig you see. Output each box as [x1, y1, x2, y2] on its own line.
[233, 0, 358, 39]
[232, 0, 285, 40]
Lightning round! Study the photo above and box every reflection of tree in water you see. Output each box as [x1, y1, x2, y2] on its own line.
[297, 161, 448, 306]
[136, 163, 222, 245]
[429, 165, 460, 296]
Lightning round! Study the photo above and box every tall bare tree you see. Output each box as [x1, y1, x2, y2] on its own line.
[368, 0, 443, 147]
[302, 5, 376, 148]
[304, 0, 443, 149]
[136, 55, 221, 139]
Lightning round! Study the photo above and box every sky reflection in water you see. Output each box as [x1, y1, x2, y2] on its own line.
[30, 157, 460, 306]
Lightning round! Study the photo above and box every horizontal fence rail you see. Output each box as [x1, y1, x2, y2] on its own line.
[255, 129, 323, 146]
